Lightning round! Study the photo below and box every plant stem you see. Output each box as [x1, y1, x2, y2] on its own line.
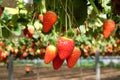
[53, 0, 56, 33]
[2, 23, 14, 34]
[0, 22, 2, 37]
[68, 0, 72, 29]
[59, 0, 73, 29]
[65, 0, 68, 34]
[88, 0, 99, 14]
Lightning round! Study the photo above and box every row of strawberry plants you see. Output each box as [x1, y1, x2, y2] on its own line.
[0, 0, 120, 70]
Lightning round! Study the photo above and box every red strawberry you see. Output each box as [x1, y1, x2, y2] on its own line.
[66, 47, 81, 68]
[53, 55, 64, 70]
[31, 42, 35, 48]
[0, 48, 3, 54]
[44, 45, 57, 64]
[43, 11, 58, 33]
[103, 19, 115, 39]
[23, 28, 28, 36]
[57, 37, 75, 60]
[0, 7, 3, 17]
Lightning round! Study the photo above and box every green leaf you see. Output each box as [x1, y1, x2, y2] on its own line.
[0, 0, 3, 4]
[2, 27, 11, 38]
[79, 25, 86, 34]
[13, 25, 22, 36]
[65, 29, 75, 37]
[33, 32, 39, 39]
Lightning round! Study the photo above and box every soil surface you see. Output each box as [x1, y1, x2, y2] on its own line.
[0, 65, 120, 80]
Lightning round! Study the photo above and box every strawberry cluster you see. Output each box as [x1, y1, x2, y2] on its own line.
[0, 41, 8, 62]
[44, 37, 81, 70]
[23, 11, 58, 39]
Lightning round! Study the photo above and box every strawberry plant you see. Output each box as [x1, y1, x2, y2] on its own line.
[0, 0, 120, 69]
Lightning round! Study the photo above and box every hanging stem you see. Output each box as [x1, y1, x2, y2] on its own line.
[0, 22, 2, 37]
[54, 0, 56, 10]
[88, 0, 99, 14]
[41, 0, 46, 13]
[71, 0, 73, 27]
[2, 23, 14, 34]
[31, 13, 36, 24]
[68, 0, 72, 29]
[59, 0, 72, 30]
[53, 0, 56, 33]
[67, 0, 79, 27]
[65, 0, 68, 34]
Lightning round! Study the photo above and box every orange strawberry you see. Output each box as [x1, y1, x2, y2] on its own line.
[44, 45, 57, 64]
[52, 55, 64, 70]
[38, 14, 43, 23]
[57, 37, 75, 60]
[66, 47, 81, 68]
[0, 41, 4, 47]
[116, 39, 120, 44]
[103, 19, 115, 39]
[22, 52, 28, 58]
[43, 11, 58, 33]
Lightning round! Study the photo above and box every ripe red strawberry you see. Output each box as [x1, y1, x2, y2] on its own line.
[0, 48, 3, 54]
[44, 45, 57, 64]
[23, 28, 28, 36]
[0, 7, 3, 17]
[103, 19, 115, 39]
[52, 55, 64, 70]
[66, 47, 81, 68]
[43, 11, 58, 33]
[57, 37, 75, 60]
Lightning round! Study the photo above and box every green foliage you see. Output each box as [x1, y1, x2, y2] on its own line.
[0, 0, 120, 62]
[0, 0, 3, 4]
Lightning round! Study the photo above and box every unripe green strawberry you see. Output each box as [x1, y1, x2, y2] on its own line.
[66, 47, 81, 68]
[44, 45, 57, 64]
[103, 19, 115, 39]
[52, 55, 64, 70]
[43, 11, 58, 33]
[57, 37, 75, 60]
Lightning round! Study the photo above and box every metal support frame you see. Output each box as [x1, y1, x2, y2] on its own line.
[95, 51, 100, 80]
[8, 53, 14, 80]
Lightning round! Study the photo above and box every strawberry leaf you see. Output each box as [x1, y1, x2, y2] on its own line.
[13, 24, 22, 36]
